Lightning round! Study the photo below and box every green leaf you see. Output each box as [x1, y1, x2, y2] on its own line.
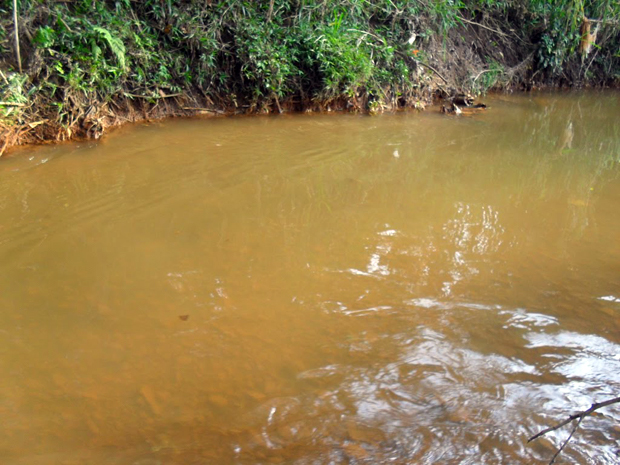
[33, 26, 56, 48]
[92, 26, 127, 70]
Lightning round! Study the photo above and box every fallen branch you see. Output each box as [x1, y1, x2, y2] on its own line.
[528, 396, 620, 464]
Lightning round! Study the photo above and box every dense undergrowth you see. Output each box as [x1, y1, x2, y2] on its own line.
[0, 0, 619, 153]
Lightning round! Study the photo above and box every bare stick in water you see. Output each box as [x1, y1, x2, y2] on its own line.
[528, 396, 620, 464]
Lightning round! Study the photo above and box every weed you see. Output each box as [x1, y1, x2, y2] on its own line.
[0, 0, 619, 143]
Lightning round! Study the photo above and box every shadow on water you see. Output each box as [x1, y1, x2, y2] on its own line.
[0, 91, 619, 464]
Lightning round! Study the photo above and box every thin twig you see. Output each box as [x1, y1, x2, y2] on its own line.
[528, 396, 620, 464]
[588, 18, 619, 25]
[472, 69, 494, 84]
[548, 415, 584, 465]
[394, 50, 450, 85]
[124, 92, 183, 99]
[458, 16, 509, 38]
[347, 28, 386, 43]
[416, 61, 449, 84]
[57, 16, 73, 33]
[583, 49, 600, 81]
[528, 396, 620, 442]
[505, 52, 535, 76]
[393, 50, 449, 85]
[0, 101, 25, 107]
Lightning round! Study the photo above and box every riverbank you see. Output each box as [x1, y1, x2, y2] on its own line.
[1, 0, 619, 155]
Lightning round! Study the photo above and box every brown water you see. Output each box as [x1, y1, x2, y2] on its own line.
[1, 91, 619, 464]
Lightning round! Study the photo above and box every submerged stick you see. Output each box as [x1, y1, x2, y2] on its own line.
[13, 0, 22, 73]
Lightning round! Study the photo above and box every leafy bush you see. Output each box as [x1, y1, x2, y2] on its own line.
[0, 0, 619, 136]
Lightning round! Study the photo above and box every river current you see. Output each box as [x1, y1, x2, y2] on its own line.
[0, 91, 619, 464]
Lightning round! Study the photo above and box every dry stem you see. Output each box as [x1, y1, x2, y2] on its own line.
[12, 0, 22, 73]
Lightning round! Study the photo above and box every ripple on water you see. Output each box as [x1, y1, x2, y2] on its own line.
[1, 93, 620, 464]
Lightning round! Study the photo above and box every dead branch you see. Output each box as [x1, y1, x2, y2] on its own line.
[583, 48, 600, 79]
[416, 61, 449, 85]
[588, 18, 619, 25]
[0, 134, 10, 157]
[124, 92, 183, 99]
[472, 69, 494, 84]
[347, 28, 386, 43]
[393, 50, 450, 86]
[528, 396, 620, 465]
[267, 0, 274, 22]
[13, 0, 22, 73]
[458, 15, 509, 38]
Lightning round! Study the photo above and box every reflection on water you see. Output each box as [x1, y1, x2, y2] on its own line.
[0, 91, 619, 464]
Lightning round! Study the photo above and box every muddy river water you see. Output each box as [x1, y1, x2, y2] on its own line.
[1, 91, 619, 464]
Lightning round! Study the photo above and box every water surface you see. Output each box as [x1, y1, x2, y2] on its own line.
[1, 91, 619, 464]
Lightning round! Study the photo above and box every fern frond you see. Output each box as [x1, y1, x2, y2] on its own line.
[92, 26, 126, 70]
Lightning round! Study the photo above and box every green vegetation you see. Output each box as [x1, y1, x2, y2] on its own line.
[0, 0, 619, 152]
